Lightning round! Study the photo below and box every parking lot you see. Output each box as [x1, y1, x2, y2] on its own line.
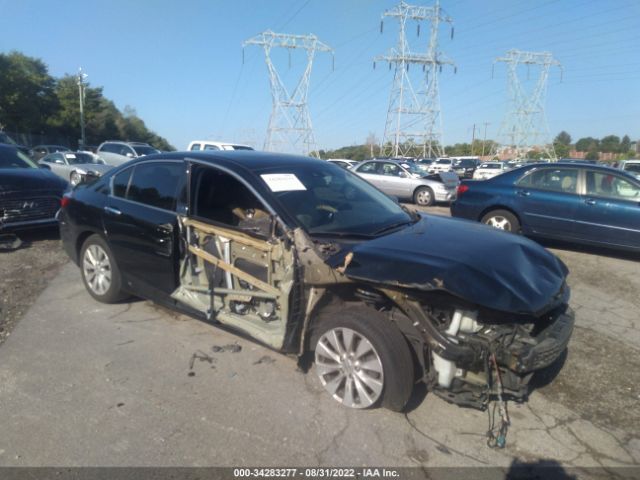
[0, 205, 638, 475]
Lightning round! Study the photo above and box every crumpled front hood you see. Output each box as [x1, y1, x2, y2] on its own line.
[0, 168, 67, 194]
[331, 215, 569, 316]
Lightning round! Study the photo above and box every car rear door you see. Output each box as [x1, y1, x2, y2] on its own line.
[574, 170, 640, 248]
[102, 160, 186, 299]
[513, 166, 581, 238]
[354, 161, 393, 194]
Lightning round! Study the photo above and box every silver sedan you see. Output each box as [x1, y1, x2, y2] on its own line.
[38, 151, 113, 186]
[353, 160, 458, 206]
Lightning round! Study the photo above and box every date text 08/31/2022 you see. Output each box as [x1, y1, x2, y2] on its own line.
[233, 468, 400, 478]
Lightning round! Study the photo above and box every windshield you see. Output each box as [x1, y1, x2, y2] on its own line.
[623, 163, 640, 174]
[479, 163, 502, 169]
[399, 162, 428, 175]
[132, 145, 160, 156]
[258, 162, 413, 236]
[0, 148, 38, 169]
[454, 160, 476, 167]
[436, 159, 451, 164]
[65, 152, 103, 165]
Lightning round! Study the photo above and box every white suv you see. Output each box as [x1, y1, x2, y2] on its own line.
[97, 141, 160, 166]
[187, 140, 254, 152]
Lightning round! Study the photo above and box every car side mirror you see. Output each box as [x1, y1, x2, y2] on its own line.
[55, 159, 65, 165]
[38, 164, 50, 170]
[399, 171, 409, 178]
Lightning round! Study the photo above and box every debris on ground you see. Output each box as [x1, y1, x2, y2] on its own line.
[253, 355, 275, 365]
[188, 349, 217, 376]
[212, 343, 242, 353]
[0, 234, 22, 252]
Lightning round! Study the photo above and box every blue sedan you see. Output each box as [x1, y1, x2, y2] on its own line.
[451, 162, 640, 252]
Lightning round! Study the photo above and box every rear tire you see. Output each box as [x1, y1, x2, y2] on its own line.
[310, 305, 414, 412]
[414, 186, 435, 206]
[481, 209, 520, 233]
[80, 234, 127, 303]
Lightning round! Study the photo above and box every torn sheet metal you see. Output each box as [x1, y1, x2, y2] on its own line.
[327, 215, 568, 316]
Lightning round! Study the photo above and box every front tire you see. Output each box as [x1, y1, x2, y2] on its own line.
[481, 209, 520, 233]
[310, 306, 414, 411]
[80, 234, 127, 303]
[414, 186, 435, 206]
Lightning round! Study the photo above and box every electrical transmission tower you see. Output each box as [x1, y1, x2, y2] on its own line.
[375, 0, 455, 158]
[243, 30, 333, 157]
[493, 49, 562, 160]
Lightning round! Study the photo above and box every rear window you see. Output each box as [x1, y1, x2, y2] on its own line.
[479, 163, 502, 169]
[126, 162, 184, 211]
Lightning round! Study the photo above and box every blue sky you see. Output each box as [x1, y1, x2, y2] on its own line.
[1, 0, 639, 151]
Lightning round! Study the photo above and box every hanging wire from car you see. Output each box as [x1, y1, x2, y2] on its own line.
[486, 352, 510, 448]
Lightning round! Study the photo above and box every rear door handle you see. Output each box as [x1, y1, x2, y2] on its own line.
[516, 190, 530, 197]
[585, 199, 597, 206]
[104, 206, 122, 216]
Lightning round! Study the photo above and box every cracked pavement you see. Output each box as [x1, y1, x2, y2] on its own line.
[0, 211, 639, 476]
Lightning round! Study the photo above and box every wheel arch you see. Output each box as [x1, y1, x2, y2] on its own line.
[301, 285, 427, 380]
[478, 204, 522, 226]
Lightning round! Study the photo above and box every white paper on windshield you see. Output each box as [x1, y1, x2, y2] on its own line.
[65, 153, 76, 159]
[260, 174, 306, 192]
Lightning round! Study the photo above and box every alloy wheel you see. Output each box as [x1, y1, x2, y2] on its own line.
[416, 189, 431, 206]
[315, 327, 384, 408]
[485, 215, 511, 230]
[83, 244, 112, 296]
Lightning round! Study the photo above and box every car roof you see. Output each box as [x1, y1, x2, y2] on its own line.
[140, 150, 321, 173]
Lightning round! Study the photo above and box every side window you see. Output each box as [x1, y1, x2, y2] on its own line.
[518, 168, 578, 194]
[120, 145, 135, 157]
[190, 143, 201, 151]
[357, 162, 379, 174]
[586, 171, 640, 200]
[381, 162, 400, 177]
[127, 162, 184, 211]
[112, 168, 133, 198]
[203, 144, 220, 151]
[190, 164, 269, 234]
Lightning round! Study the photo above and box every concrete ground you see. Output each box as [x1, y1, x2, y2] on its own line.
[0, 206, 639, 476]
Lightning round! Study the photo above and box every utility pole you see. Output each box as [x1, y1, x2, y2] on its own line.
[243, 30, 333, 157]
[375, 0, 455, 159]
[493, 49, 562, 160]
[481, 121, 490, 158]
[77, 68, 88, 149]
[471, 123, 476, 154]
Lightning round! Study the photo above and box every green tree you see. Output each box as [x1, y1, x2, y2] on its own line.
[585, 149, 599, 161]
[575, 137, 599, 152]
[554, 131, 572, 146]
[0, 51, 58, 132]
[600, 135, 620, 153]
[620, 134, 631, 153]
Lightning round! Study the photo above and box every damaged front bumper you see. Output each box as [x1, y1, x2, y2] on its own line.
[498, 309, 574, 374]
[385, 289, 574, 409]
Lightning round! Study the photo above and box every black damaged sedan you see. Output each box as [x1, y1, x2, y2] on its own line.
[58, 151, 573, 411]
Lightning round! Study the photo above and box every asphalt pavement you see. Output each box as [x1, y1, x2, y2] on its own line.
[0, 208, 639, 475]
